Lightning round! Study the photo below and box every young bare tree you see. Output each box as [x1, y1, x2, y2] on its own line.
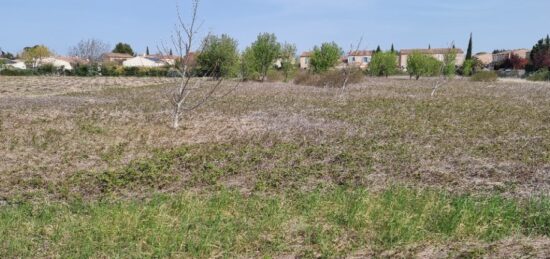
[431, 42, 457, 97]
[341, 37, 363, 92]
[161, 0, 239, 129]
[69, 39, 110, 63]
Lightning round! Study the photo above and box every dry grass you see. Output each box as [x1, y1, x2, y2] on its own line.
[1, 76, 550, 201]
[1, 76, 550, 257]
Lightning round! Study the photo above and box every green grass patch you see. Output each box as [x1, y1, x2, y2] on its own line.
[1, 188, 548, 258]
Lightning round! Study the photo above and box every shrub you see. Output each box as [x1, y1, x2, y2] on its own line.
[527, 69, 550, 81]
[196, 34, 239, 79]
[294, 68, 363, 87]
[310, 42, 342, 74]
[100, 65, 124, 76]
[368, 51, 398, 77]
[266, 70, 284, 82]
[293, 71, 319, 86]
[36, 64, 56, 75]
[471, 71, 498, 82]
[0, 68, 35, 76]
[407, 52, 442, 79]
[462, 59, 475, 76]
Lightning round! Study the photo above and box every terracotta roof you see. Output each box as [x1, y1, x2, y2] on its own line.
[400, 48, 464, 55]
[348, 50, 373, 56]
[146, 54, 179, 60]
[300, 51, 312, 57]
[56, 56, 88, 64]
[102, 53, 134, 58]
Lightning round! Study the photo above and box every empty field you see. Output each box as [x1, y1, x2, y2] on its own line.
[1, 76, 549, 257]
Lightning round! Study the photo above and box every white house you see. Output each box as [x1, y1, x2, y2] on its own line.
[347, 50, 374, 69]
[5, 60, 27, 70]
[123, 56, 166, 68]
[40, 57, 73, 70]
[299, 52, 312, 69]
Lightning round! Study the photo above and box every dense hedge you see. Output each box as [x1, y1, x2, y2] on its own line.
[527, 69, 550, 81]
[1, 64, 178, 77]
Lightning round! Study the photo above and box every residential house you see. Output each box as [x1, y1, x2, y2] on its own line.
[346, 50, 373, 69]
[492, 49, 529, 64]
[299, 52, 312, 69]
[4, 59, 27, 70]
[146, 54, 179, 66]
[102, 53, 133, 64]
[474, 52, 493, 66]
[122, 56, 167, 68]
[40, 57, 73, 70]
[399, 48, 465, 70]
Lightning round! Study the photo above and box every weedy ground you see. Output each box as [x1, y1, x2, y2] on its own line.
[0, 76, 549, 257]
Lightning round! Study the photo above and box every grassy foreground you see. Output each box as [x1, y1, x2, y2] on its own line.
[1, 188, 549, 258]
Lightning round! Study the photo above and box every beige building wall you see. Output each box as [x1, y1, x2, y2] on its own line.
[493, 49, 529, 63]
[299, 56, 310, 69]
[347, 55, 372, 69]
[474, 53, 493, 65]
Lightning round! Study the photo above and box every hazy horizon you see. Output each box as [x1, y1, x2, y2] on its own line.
[2, 0, 549, 56]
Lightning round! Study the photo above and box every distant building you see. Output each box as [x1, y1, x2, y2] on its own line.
[474, 52, 493, 66]
[4, 59, 27, 70]
[492, 49, 529, 64]
[40, 57, 73, 70]
[145, 54, 178, 66]
[102, 53, 133, 64]
[346, 50, 374, 69]
[399, 48, 465, 69]
[123, 56, 166, 68]
[299, 52, 312, 69]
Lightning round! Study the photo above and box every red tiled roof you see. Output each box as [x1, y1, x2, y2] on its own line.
[348, 50, 374, 56]
[400, 48, 464, 55]
[102, 53, 134, 58]
[300, 51, 312, 57]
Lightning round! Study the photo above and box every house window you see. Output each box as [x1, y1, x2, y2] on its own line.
[363, 57, 370, 63]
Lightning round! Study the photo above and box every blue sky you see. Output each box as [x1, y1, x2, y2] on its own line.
[2, 0, 549, 55]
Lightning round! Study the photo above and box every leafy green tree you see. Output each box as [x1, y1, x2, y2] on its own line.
[407, 52, 442, 80]
[310, 42, 342, 73]
[196, 34, 239, 79]
[530, 35, 550, 71]
[1, 49, 15, 60]
[113, 43, 134, 56]
[443, 49, 457, 78]
[368, 51, 398, 77]
[21, 45, 52, 68]
[279, 42, 297, 82]
[462, 59, 474, 76]
[466, 33, 473, 60]
[240, 47, 259, 81]
[249, 33, 281, 82]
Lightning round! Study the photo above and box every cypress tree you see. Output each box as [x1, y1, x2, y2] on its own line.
[428, 44, 431, 49]
[390, 44, 395, 53]
[146, 46, 150, 56]
[169, 49, 173, 56]
[376, 45, 381, 53]
[466, 33, 473, 60]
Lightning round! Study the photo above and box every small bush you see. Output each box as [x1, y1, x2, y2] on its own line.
[471, 71, 498, 82]
[0, 68, 35, 76]
[294, 69, 364, 87]
[266, 70, 284, 82]
[36, 64, 57, 75]
[527, 69, 550, 81]
[293, 72, 319, 86]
